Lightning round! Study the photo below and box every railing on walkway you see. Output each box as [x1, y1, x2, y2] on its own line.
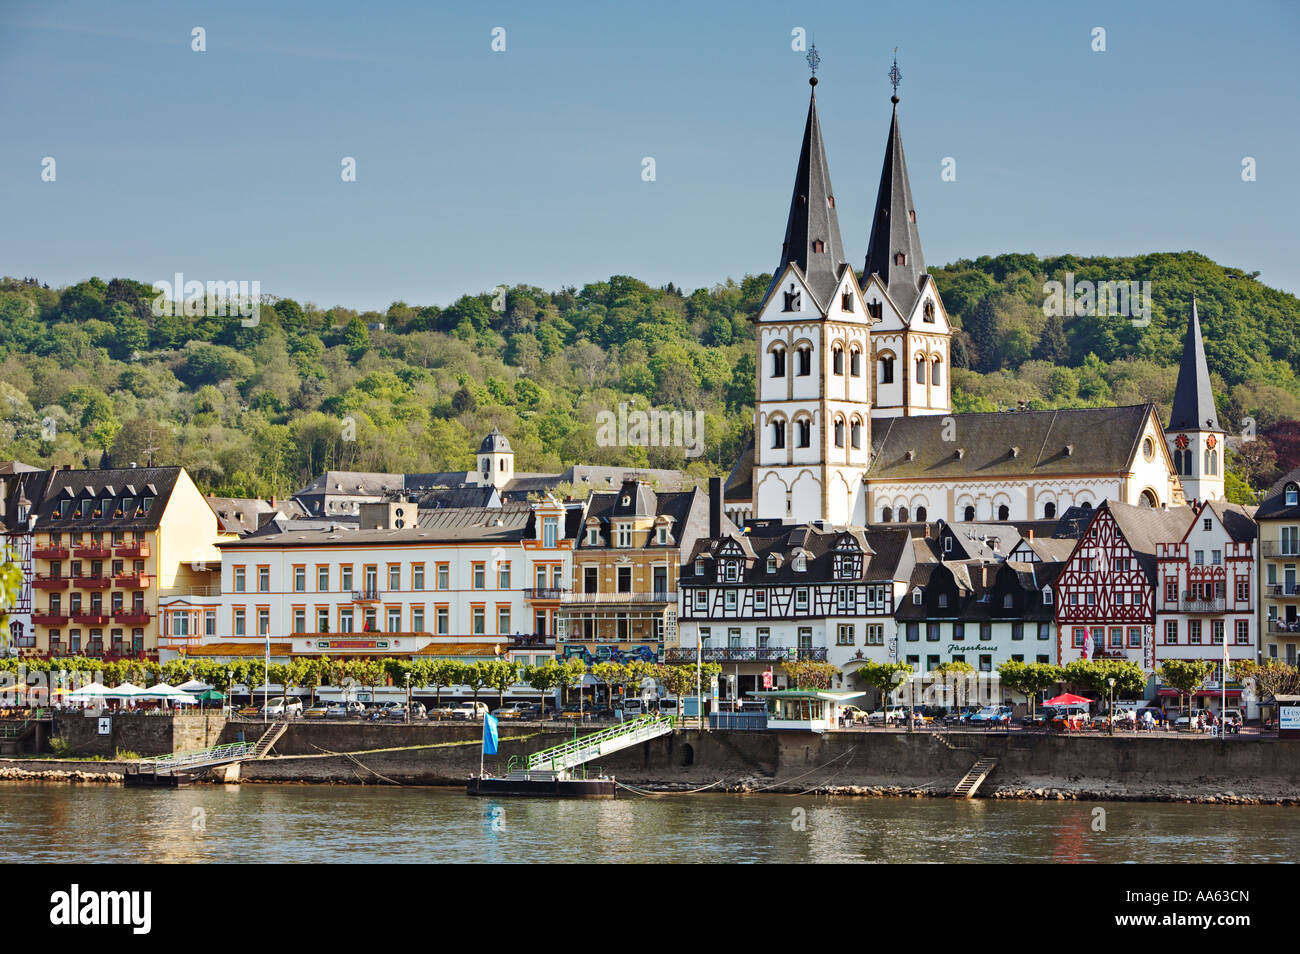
[709, 711, 767, 730]
[135, 741, 258, 775]
[526, 715, 672, 773]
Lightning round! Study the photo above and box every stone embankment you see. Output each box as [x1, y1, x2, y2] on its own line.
[0, 762, 124, 783]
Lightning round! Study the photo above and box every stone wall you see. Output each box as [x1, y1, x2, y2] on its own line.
[51, 712, 227, 758]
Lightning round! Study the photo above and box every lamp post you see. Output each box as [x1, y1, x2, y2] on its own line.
[405, 670, 411, 724]
[1107, 676, 1116, 736]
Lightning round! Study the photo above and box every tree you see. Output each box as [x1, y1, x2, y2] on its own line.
[1061, 659, 1146, 698]
[558, 658, 587, 713]
[1158, 660, 1213, 718]
[854, 661, 913, 708]
[0, 548, 22, 655]
[1233, 660, 1300, 701]
[461, 661, 492, 711]
[483, 660, 520, 709]
[521, 659, 562, 717]
[781, 660, 838, 691]
[997, 660, 1062, 716]
[425, 660, 463, 707]
[592, 661, 629, 712]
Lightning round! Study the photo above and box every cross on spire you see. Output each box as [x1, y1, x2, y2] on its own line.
[889, 48, 901, 102]
[806, 43, 820, 85]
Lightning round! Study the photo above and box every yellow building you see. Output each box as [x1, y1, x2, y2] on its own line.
[26, 466, 221, 660]
[1257, 470, 1300, 665]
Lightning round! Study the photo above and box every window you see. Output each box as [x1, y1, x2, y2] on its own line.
[1002, 594, 1013, 609]
[772, 348, 786, 378]
[931, 358, 942, 387]
[257, 567, 270, 592]
[926, 622, 940, 642]
[1038, 623, 1050, 640]
[657, 526, 669, 545]
[436, 606, 449, 635]
[472, 607, 486, 635]
[912, 588, 922, 605]
[1236, 620, 1250, 644]
[757, 627, 771, 648]
[953, 622, 965, 641]
[1071, 627, 1086, 648]
[316, 608, 329, 631]
[879, 355, 895, 385]
[498, 606, 511, 634]
[980, 622, 992, 641]
[473, 563, 485, 589]
[1287, 484, 1299, 507]
[695, 557, 705, 576]
[837, 624, 855, 646]
[1164, 620, 1178, 644]
[923, 300, 935, 322]
[617, 566, 633, 593]
[292, 566, 305, 592]
[724, 590, 737, 610]
[915, 356, 926, 385]
[724, 561, 740, 583]
[341, 565, 354, 591]
[1212, 620, 1224, 645]
[1012, 622, 1024, 640]
[291, 608, 305, 634]
[339, 609, 353, 632]
[796, 419, 811, 448]
[1042, 587, 1053, 605]
[497, 562, 511, 589]
[543, 516, 558, 548]
[1194, 550, 1204, 566]
[832, 346, 844, 375]
[413, 564, 425, 590]
[850, 348, 861, 377]
[437, 564, 449, 589]
[796, 346, 811, 376]
[997, 505, 1009, 521]
[771, 421, 786, 449]
[867, 624, 884, 646]
[257, 608, 269, 636]
[906, 623, 919, 642]
[834, 419, 844, 448]
[754, 590, 767, 613]
[233, 567, 246, 593]
[616, 523, 633, 548]
[1236, 578, 1249, 602]
[1188, 619, 1202, 644]
[412, 606, 425, 632]
[795, 588, 809, 612]
[585, 566, 599, 592]
[850, 420, 861, 450]
[316, 565, 329, 591]
[1128, 627, 1142, 648]
[233, 608, 246, 637]
[841, 291, 854, 312]
[389, 565, 401, 590]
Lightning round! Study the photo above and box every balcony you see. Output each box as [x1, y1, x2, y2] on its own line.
[1267, 620, 1300, 637]
[31, 545, 69, 560]
[1090, 647, 1135, 660]
[1269, 584, 1300, 599]
[114, 542, 150, 559]
[666, 647, 828, 664]
[510, 633, 557, 649]
[562, 590, 677, 605]
[1181, 593, 1226, 613]
[113, 611, 152, 625]
[1261, 541, 1300, 558]
[31, 613, 69, 626]
[32, 576, 69, 590]
[71, 613, 109, 625]
[524, 587, 567, 601]
[73, 545, 112, 559]
[72, 575, 113, 590]
[114, 573, 152, 589]
[351, 588, 383, 604]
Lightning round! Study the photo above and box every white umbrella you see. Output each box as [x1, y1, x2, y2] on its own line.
[102, 681, 146, 699]
[141, 682, 192, 700]
[66, 681, 110, 698]
[176, 679, 210, 692]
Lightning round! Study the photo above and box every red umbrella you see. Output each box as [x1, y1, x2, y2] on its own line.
[1044, 693, 1092, 707]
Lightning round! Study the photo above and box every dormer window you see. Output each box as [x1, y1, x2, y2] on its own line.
[587, 527, 600, 545]
[1003, 594, 1013, 609]
[657, 526, 669, 545]
[695, 557, 705, 576]
[1042, 587, 1053, 605]
[616, 522, 633, 548]
[766, 555, 777, 574]
[1288, 484, 1299, 507]
[724, 561, 740, 583]
[792, 554, 807, 572]
[938, 594, 948, 608]
[621, 496, 630, 506]
[912, 588, 922, 605]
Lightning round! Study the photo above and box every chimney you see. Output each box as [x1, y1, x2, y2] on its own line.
[924, 524, 931, 539]
[1028, 528, 1034, 540]
[709, 477, 722, 539]
[271, 495, 277, 508]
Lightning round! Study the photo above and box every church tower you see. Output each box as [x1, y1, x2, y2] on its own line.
[751, 56, 874, 526]
[861, 60, 952, 419]
[476, 428, 514, 491]
[1166, 299, 1225, 502]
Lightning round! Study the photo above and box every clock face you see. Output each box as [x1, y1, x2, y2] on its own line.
[1206, 434, 1217, 449]
[1175, 434, 1189, 449]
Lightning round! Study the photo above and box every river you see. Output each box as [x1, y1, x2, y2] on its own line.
[1, 784, 1295, 863]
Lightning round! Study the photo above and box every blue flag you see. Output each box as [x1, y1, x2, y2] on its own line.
[483, 713, 499, 755]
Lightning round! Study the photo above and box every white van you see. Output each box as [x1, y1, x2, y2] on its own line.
[622, 698, 644, 718]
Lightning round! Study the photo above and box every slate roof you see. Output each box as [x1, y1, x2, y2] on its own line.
[765, 81, 849, 308]
[867, 405, 1155, 480]
[862, 98, 927, 316]
[222, 506, 532, 547]
[479, 428, 512, 453]
[31, 466, 183, 531]
[1205, 500, 1258, 543]
[1168, 299, 1221, 432]
[895, 557, 1060, 623]
[205, 496, 276, 535]
[580, 482, 718, 553]
[1101, 500, 1197, 583]
[724, 440, 755, 503]
[1257, 467, 1300, 520]
[684, 521, 914, 585]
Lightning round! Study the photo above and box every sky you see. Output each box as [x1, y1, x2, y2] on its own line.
[1, 0, 1297, 312]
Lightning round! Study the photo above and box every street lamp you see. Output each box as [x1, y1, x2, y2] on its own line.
[1107, 676, 1116, 736]
[405, 671, 411, 724]
[263, 631, 270, 724]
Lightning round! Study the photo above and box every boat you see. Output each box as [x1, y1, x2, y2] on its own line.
[467, 768, 616, 798]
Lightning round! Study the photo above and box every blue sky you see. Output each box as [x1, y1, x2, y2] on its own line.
[2, 0, 1297, 311]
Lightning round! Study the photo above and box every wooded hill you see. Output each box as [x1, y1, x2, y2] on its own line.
[1, 251, 1296, 504]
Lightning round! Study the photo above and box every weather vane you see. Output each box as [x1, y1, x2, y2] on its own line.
[889, 48, 902, 98]
[806, 43, 820, 78]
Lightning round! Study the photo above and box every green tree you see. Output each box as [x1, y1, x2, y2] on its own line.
[1158, 659, 1213, 719]
[997, 660, 1062, 716]
[521, 659, 562, 717]
[781, 659, 838, 691]
[483, 660, 521, 709]
[854, 661, 913, 708]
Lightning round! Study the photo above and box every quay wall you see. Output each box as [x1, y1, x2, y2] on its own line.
[50, 712, 228, 758]
[220, 722, 1300, 800]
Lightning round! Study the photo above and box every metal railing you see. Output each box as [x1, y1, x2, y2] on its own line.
[1269, 584, 1300, 598]
[526, 714, 672, 773]
[136, 741, 258, 774]
[1180, 594, 1226, 613]
[561, 591, 676, 604]
[524, 588, 567, 600]
[1267, 620, 1300, 636]
[1261, 541, 1300, 558]
[666, 647, 828, 663]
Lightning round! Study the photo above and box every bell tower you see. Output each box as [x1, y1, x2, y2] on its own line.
[1166, 299, 1225, 502]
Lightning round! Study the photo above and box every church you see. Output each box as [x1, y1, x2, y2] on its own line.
[725, 62, 1224, 527]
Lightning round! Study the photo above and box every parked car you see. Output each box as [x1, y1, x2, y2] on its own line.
[867, 707, 906, 724]
[969, 705, 1013, 725]
[325, 700, 365, 719]
[840, 705, 868, 725]
[944, 706, 980, 724]
[1133, 706, 1166, 728]
[426, 703, 457, 720]
[261, 697, 304, 718]
[1172, 708, 1208, 729]
[452, 701, 489, 720]
[492, 703, 530, 719]
[303, 701, 331, 719]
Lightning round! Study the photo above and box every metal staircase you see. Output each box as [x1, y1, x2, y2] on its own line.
[953, 757, 997, 799]
[527, 715, 673, 774]
[251, 721, 288, 758]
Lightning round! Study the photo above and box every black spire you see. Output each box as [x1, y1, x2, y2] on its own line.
[1168, 298, 1220, 432]
[770, 71, 847, 309]
[863, 73, 927, 316]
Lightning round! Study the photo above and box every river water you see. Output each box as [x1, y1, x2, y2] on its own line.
[1, 784, 1295, 863]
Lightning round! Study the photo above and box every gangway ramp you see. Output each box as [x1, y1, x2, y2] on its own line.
[953, 757, 997, 799]
[125, 721, 288, 787]
[527, 715, 673, 774]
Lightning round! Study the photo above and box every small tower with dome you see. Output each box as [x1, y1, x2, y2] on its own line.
[477, 428, 515, 490]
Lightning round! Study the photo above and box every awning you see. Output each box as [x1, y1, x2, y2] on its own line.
[183, 642, 293, 657]
[1044, 693, 1092, 707]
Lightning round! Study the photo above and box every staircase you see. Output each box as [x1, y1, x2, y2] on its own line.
[527, 715, 673, 774]
[953, 757, 998, 799]
[251, 721, 289, 759]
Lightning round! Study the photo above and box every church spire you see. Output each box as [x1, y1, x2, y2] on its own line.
[1169, 298, 1220, 432]
[771, 48, 847, 308]
[863, 54, 927, 316]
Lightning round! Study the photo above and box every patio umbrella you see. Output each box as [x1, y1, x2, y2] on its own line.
[1044, 692, 1092, 707]
[66, 681, 110, 698]
[102, 681, 146, 699]
[176, 679, 211, 692]
[141, 682, 192, 700]
[195, 689, 225, 703]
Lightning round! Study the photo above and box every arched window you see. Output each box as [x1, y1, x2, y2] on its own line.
[997, 504, 1010, 521]
[895, 252, 906, 266]
[796, 345, 812, 377]
[1080, 501, 1093, 511]
[849, 347, 861, 377]
[833, 419, 845, 448]
[1205, 449, 1218, 475]
[796, 419, 811, 449]
[850, 419, 862, 450]
[916, 506, 927, 522]
[1043, 502, 1056, 519]
[931, 357, 943, 387]
[898, 506, 909, 522]
[832, 346, 843, 375]
[923, 300, 935, 322]
[771, 347, 786, 378]
[915, 356, 926, 385]
[963, 505, 975, 521]
[1139, 490, 1158, 508]
[879, 355, 895, 385]
[771, 420, 786, 449]
[881, 507, 893, 523]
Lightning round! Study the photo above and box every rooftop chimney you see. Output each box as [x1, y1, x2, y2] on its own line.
[1028, 528, 1034, 540]
[709, 477, 722, 539]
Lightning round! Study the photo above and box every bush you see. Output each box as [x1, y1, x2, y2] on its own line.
[48, 737, 75, 757]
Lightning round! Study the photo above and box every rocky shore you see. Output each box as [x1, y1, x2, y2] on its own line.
[0, 765, 123, 783]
